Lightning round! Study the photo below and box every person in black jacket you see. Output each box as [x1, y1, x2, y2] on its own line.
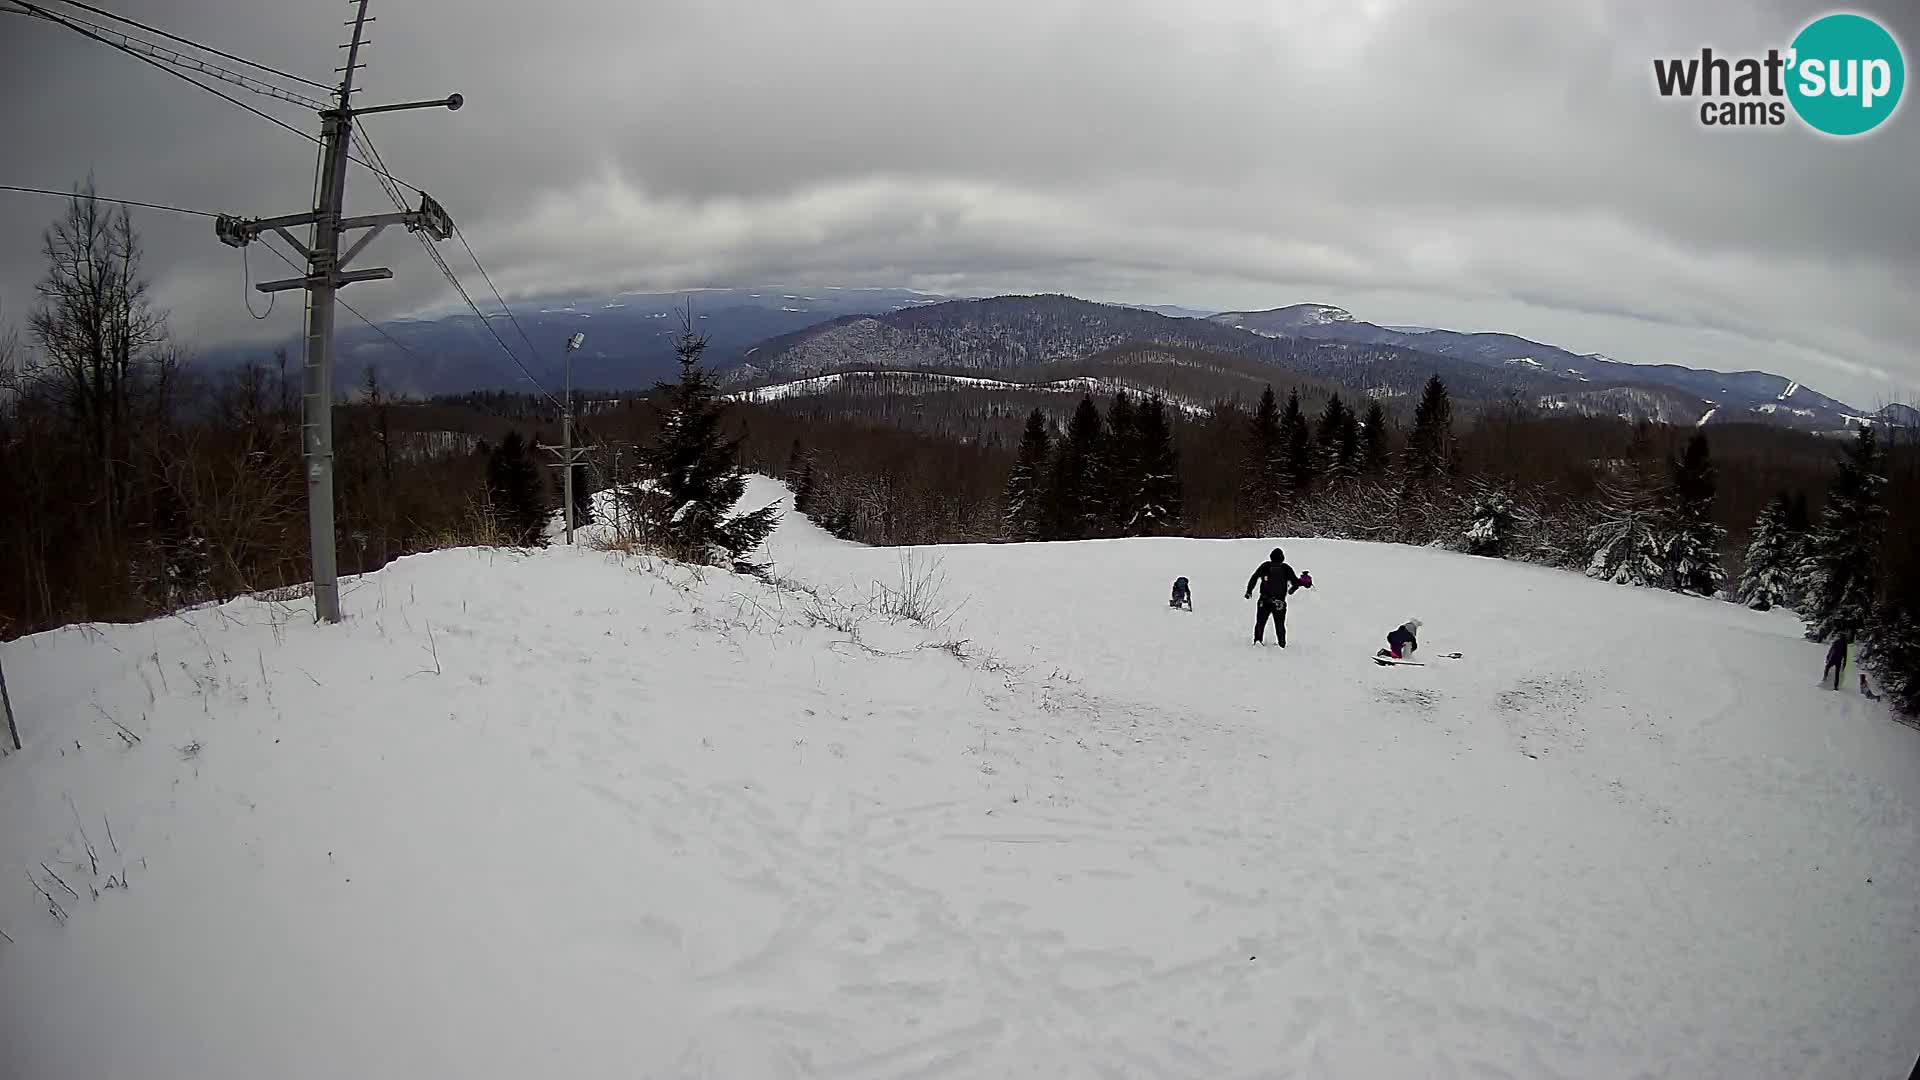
[1824, 636, 1849, 690]
[1244, 548, 1305, 646]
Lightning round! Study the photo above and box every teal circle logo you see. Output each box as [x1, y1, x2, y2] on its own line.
[1787, 13, 1905, 136]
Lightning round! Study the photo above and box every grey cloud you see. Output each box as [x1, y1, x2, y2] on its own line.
[1, 0, 1915, 406]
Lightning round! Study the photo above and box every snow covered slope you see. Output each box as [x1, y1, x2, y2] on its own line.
[3, 477, 1918, 1078]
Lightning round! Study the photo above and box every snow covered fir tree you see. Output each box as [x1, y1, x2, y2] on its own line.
[987, 392, 1188, 543]
[1464, 481, 1520, 558]
[1584, 427, 1672, 588]
[1864, 590, 1920, 713]
[1737, 494, 1802, 611]
[1799, 425, 1887, 644]
[1663, 432, 1725, 596]
[1125, 394, 1183, 534]
[1004, 409, 1052, 540]
[626, 326, 778, 565]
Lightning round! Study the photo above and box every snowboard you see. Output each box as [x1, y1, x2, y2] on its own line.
[1373, 655, 1424, 666]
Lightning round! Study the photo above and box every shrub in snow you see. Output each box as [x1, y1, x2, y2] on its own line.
[136, 480, 212, 609]
[874, 550, 960, 629]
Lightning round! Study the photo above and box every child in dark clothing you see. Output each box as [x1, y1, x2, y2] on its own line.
[1170, 577, 1192, 610]
[1380, 619, 1423, 660]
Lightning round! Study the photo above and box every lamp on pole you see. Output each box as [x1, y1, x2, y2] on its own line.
[546, 331, 588, 544]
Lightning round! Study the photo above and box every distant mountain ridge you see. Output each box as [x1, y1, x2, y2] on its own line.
[195, 284, 1907, 436]
[724, 293, 1883, 434]
[1204, 302, 1866, 429]
[198, 287, 955, 398]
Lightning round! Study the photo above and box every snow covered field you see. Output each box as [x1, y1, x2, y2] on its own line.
[3, 476, 1918, 1078]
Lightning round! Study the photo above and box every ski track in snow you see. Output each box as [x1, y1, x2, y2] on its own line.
[1, 476, 1918, 1078]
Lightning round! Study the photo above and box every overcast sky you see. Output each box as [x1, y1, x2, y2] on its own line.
[1, 0, 1915, 406]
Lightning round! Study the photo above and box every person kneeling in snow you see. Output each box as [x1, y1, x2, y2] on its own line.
[1170, 576, 1193, 610]
[1379, 618, 1422, 660]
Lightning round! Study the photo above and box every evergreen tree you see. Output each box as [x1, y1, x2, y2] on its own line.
[1004, 408, 1053, 541]
[1404, 375, 1455, 482]
[1317, 393, 1359, 486]
[1103, 391, 1142, 535]
[1785, 491, 1812, 535]
[1239, 385, 1285, 526]
[1464, 480, 1518, 558]
[1127, 395, 1183, 535]
[1801, 425, 1888, 642]
[792, 457, 817, 515]
[1737, 494, 1799, 611]
[1277, 388, 1314, 498]
[628, 326, 778, 564]
[1045, 396, 1105, 540]
[1358, 399, 1391, 478]
[1585, 431, 1667, 587]
[484, 430, 549, 546]
[784, 438, 805, 480]
[141, 480, 211, 608]
[1863, 589, 1920, 714]
[1783, 490, 1813, 586]
[1662, 432, 1725, 595]
[825, 496, 855, 541]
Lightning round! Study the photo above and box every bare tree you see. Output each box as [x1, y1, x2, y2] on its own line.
[26, 179, 169, 536]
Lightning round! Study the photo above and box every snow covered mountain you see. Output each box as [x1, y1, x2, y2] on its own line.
[1207, 302, 1357, 334]
[1202, 305, 1867, 432]
[724, 369, 1212, 417]
[3, 477, 1917, 1077]
[1876, 402, 1920, 427]
[723, 295, 1876, 434]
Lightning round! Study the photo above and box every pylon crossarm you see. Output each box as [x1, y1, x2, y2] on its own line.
[338, 222, 388, 268]
[254, 266, 393, 294]
[271, 226, 313, 259]
[338, 211, 418, 231]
